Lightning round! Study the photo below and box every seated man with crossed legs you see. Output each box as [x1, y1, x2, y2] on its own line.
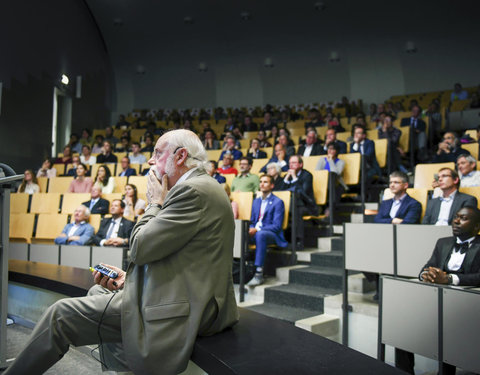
[248, 175, 288, 286]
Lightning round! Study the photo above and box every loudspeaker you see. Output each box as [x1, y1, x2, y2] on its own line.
[75, 76, 82, 99]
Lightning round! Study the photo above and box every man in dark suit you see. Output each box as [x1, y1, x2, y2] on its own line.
[422, 167, 477, 225]
[242, 115, 258, 132]
[297, 130, 323, 157]
[396, 206, 480, 375]
[96, 141, 118, 164]
[82, 185, 110, 215]
[375, 171, 422, 224]
[260, 143, 289, 173]
[400, 105, 427, 162]
[246, 138, 267, 159]
[248, 175, 288, 286]
[91, 199, 134, 247]
[431, 131, 469, 163]
[321, 128, 347, 155]
[350, 124, 382, 180]
[117, 157, 137, 177]
[282, 155, 318, 249]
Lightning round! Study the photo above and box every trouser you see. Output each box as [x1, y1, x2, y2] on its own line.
[4, 286, 124, 375]
[395, 348, 456, 375]
[252, 230, 278, 267]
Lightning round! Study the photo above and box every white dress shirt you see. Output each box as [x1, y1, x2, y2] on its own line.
[303, 144, 313, 157]
[100, 217, 122, 246]
[460, 171, 480, 187]
[447, 236, 475, 285]
[389, 194, 406, 219]
[435, 191, 456, 226]
[255, 194, 271, 231]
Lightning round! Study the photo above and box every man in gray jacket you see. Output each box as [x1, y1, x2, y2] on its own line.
[5, 129, 239, 375]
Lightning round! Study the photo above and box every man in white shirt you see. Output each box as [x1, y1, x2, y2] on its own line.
[422, 167, 477, 225]
[457, 154, 480, 187]
[298, 130, 322, 157]
[91, 199, 134, 247]
[129, 142, 147, 164]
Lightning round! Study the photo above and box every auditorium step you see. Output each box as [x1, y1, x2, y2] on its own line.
[310, 251, 343, 268]
[246, 302, 323, 323]
[289, 266, 344, 289]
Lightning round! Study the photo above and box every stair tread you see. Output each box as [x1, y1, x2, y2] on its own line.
[266, 283, 341, 298]
[311, 251, 343, 258]
[245, 303, 322, 323]
[291, 266, 344, 276]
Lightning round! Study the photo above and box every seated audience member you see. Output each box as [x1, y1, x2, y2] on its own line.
[219, 135, 243, 161]
[242, 115, 258, 132]
[305, 109, 324, 128]
[91, 199, 134, 247]
[450, 82, 468, 101]
[116, 114, 130, 128]
[66, 155, 81, 177]
[432, 131, 469, 163]
[223, 116, 236, 133]
[422, 168, 477, 225]
[129, 142, 147, 164]
[141, 134, 155, 153]
[400, 105, 426, 161]
[257, 130, 272, 148]
[118, 157, 137, 177]
[68, 133, 82, 154]
[82, 185, 109, 215]
[316, 142, 348, 195]
[67, 163, 93, 193]
[96, 141, 118, 164]
[260, 143, 289, 173]
[80, 145, 96, 166]
[247, 175, 288, 286]
[350, 124, 381, 180]
[232, 126, 244, 141]
[277, 134, 296, 157]
[94, 165, 115, 194]
[207, 160, 226, 183]
[260, 112, 276, 131]
[282, 155, 318, 249]
[37, 158, 57, 178]
[91, 134, 105, 154]
[397, 206, 480, 375]
[247, 138, 267, 159]
[17, 169, 40, 194]
[203, 129, 220, 150]
[378, 115, 408, 173]
[55, 145, 73, 165]
[217, 154, 238, 176]
[54, 205, 94, 245]
[231, 157, 260, 193]
[104, 126, 119, 145]
[224, 184, 238, 219]
[457, 154, 480, 187]
[123, 183, 145, 218]
[298, 130, 323, 157]
[79, 128, 92, 146]
[321, 128, 347, 155]
[115, 136, 131, 152]
[375, 171, 421, 224]
[266, 162, 285, 191]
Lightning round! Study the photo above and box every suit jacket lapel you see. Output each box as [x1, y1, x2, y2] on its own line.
[461, 237, 480, 273]
[431, 199, 441, 223]
[449, 194, 461, 223]
[441, 237, 456, 270]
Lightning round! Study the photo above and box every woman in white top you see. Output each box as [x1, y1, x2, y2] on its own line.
[123, 183, 146, 218]
[80, 144, 97, 166]
[18, 169, 40, 194]
[94, 164, 115, 194]
[37, 159, 57, 178]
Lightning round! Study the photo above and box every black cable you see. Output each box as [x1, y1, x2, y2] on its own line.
[90, 291, 117, 369]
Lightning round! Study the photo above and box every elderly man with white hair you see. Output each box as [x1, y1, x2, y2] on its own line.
[5, 129, 239, 375]
[457, 154, 480, 187]
[54, 205, 94, 245]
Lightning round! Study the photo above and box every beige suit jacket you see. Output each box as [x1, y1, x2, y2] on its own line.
[121, 168, 239, 374]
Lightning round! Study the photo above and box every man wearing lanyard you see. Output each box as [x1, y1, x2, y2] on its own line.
[396, 206, 480, 375]
[248, 175, 288, 286]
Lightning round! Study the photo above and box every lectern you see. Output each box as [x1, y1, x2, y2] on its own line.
[0, 166, 23, 369]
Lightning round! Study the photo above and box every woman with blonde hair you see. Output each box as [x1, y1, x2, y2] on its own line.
[18, 170, 40, 194]
[123, 183, 146, 218]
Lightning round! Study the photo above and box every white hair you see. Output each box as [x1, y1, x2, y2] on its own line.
[162, 129, 209, 170]
[77, 205, 90, 219]
[266, 162, 282, 174]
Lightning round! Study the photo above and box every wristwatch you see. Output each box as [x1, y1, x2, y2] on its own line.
[447, 274, 453, 285]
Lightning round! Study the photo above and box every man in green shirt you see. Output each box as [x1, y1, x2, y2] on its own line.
[231, 157, 260, 193]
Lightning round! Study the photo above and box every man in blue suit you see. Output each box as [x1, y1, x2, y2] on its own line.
[54, 205, 94, 245]
[375, 171, 422, 224]
[248, 175, 288, 286]
[117, 157, 137, 177]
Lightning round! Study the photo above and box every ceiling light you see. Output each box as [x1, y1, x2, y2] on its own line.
[405, 41, 417, 54]
[264, 58, 274, 68]
[184, 16, 194, 24]
[329, 51, 340, 62]
[136, 65, 146, 75]
[61, 74, 69, 85]
[198, 62, 208, 72]
[240, 11, 251, 21]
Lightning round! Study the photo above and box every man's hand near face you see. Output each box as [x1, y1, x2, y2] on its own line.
[147, 169, 169, 206]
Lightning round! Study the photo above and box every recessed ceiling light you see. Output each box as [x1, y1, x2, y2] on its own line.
[240, 11, 251, 21]
[113, 18, 123, 27]
[184, 16, 194, 24]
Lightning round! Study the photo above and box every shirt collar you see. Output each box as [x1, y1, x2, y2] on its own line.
[176, 167, 198, 185]
[394, 193, 407, 202]
[261, 193, 272, 201]
[456, 236, 475, 245]
[440, 190, 457, 202]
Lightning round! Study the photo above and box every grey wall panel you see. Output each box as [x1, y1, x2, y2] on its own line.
[345, 223, 394, 274]
[91, 246, 123, 270]
[60, 245, 91, 269]
[29, 244, 59, 265]
[8, 242, 28, 261]
[382, 278, 438, 360]
[396, 225, 452, 278]
[443, 289, 480, 373]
